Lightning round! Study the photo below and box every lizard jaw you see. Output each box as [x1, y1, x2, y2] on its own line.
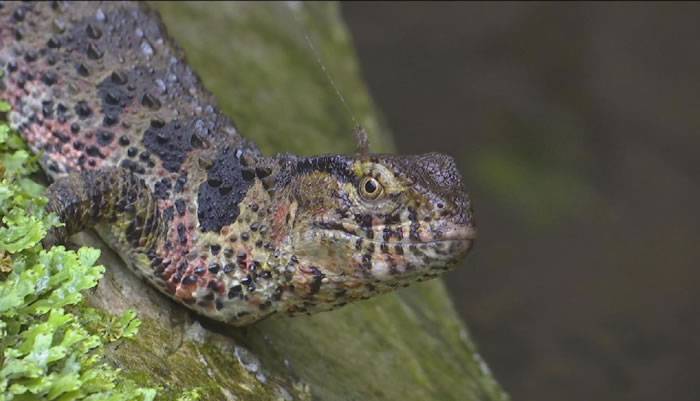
[440, 223, 478, 242]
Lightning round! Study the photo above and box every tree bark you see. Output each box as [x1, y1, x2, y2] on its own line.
[77, 2, 510, 400]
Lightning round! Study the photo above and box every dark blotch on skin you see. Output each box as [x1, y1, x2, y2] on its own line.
[41, 71, 57, 86]
[163, 206, 174, 223]
[74, 101, 92, 119]
[86, 145, 104, 158]
[143, 117, 218, 172]
[13, 7, 26, 22]
[294, 155, 354, 183]
[120, 159, 145, 175]
[52, 131, 70, 143]
[86, 23, 102, 39]
[103, 113, 118, 126]
[228, 285, 242, 299]
[141, 93, 161, 109]
[24, 51, 38, 63]
[308, 266, 325, 296]
[177, 223, 187, 244]
[196, 146, 252, 233]
[86, 42, 103, 59]
[154, 178, 172, 200]
[175, 198, 186, 216]
[47, 36, 62, 48]
[97, 74, 133, 128]
[111, 71, 128, 85]
[42, 101, 54, 119]
[208, 263, 220, 274]
[76, 63, 90, 77]
[97, 130, 114, 146]
[174, 175, 187, 193]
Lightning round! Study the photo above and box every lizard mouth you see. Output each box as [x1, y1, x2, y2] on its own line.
[427, 224, 476, 257]
[299, 220, 476, 278]
[439, 224, 477, 242]
[311, 220, 477, 246]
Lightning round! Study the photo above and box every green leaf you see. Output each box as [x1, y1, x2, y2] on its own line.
[0, 124, 9, 144]
[1, 149, 31, 176]
[0, 209, 46, 253]
[108, 310, 141, 341]
[0, 263, 45, 316]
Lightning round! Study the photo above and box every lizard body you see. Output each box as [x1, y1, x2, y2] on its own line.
[0, 1, 476, 326]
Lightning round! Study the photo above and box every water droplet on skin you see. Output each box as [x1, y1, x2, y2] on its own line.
[155, 79, 166, 94]
[194, 119, 206, 135]
[95, 8, 106, 22]
[140, 40, 153, 57]
[52, 18, 66, 33]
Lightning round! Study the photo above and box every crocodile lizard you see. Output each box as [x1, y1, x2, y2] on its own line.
[0, 1, 476, 326]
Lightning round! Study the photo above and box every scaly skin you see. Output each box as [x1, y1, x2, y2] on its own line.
[0, 1, 476, 326]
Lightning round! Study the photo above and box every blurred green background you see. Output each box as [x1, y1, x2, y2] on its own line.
[343, 3, 699, 401]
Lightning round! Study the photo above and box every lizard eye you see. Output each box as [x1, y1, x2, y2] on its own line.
[359, 176, 383, 200]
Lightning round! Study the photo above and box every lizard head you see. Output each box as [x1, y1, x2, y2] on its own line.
[276, 152, 476, 314]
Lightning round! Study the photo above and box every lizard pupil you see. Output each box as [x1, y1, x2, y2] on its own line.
[365, 179, 377, 193]
[360, 177, 382, 200]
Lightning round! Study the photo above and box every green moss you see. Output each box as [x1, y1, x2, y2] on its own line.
[174, 388, 201, 401]
[98, 315, 311, 401]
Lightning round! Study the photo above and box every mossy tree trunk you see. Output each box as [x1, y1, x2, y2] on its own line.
[76, 2, 509, 400]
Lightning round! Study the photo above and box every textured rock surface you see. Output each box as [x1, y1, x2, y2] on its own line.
[72, 2, 509, 400]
